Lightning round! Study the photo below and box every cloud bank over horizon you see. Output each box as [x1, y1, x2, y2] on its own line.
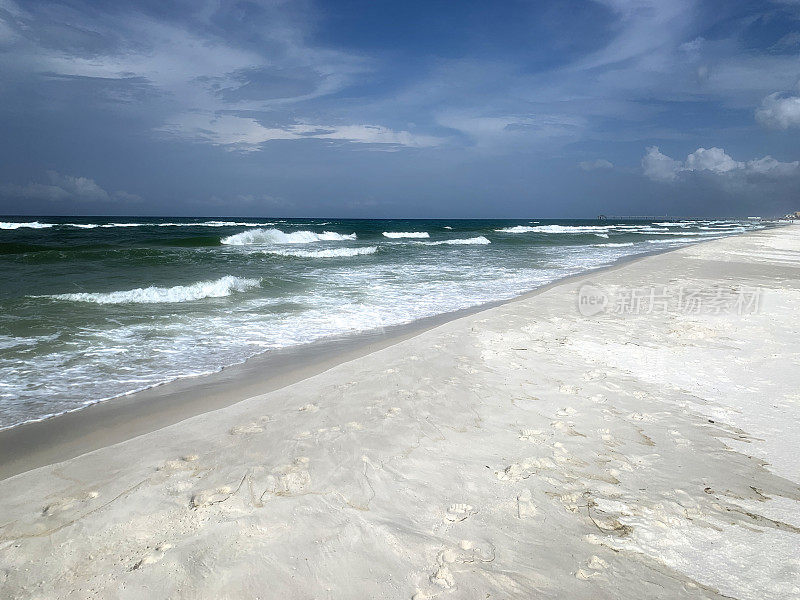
[0, 0, 798, 217]
[643, 147, 800, 182]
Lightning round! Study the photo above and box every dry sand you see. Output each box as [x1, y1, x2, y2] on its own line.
[1, 225, 799, 599]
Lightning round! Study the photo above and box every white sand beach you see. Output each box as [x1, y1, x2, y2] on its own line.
[1, 225, 799, 599]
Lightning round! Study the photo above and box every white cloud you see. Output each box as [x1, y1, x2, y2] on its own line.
[0, 171, 139, 202]
[46, 171, 109, 201]
[434, 111, 586, 150]
[746, 156, 800, 176]
[684, 147, 742, 173]
[580, 1, 694, 69]
[159, 113, 440, 152]
[642, 146, 800, 181]
[642, 146, 682, 181]
[0, 3, 392, 152]
[755, 90, 800, 129]
[579, 158, 614, 171]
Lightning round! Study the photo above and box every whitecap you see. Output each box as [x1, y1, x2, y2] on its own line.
[382, 231, 430, 239]
[45, 275, 260, 304]
[0, 221, 54, 230]
[221, 228, 357, 245]
[495, 225, 609, 234]
[418, 236, 491, 245]
[262, 246, 378, 258]
[156, 221, 277, 228]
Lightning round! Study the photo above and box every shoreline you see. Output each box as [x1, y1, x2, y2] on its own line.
[0, 225, 797, 599]
[0, 239, 722, 481]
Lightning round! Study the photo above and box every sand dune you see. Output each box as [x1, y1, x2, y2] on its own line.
[1, 226, 799, 599]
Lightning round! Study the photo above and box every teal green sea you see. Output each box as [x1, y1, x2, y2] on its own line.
[0, 217, 769, 428]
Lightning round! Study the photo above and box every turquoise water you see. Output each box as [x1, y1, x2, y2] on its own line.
[0, 217, 768, 428]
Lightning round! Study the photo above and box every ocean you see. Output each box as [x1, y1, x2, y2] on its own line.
[0, 217, 769, 429]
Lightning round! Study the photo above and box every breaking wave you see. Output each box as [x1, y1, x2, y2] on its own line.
[263, 246, 378, 258]
[45, 275, 261, 304]
[0, 221, 54, 230]
[221, 228, 357, 245]
[382, 231, 430, 239]
[495, 225, 610, 234]
[419, 236, 491, 246]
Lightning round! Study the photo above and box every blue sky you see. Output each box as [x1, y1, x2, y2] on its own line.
[0, 0, 798, 217]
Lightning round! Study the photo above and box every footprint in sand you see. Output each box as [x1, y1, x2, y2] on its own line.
[429, 564, 456, 589]
[157, 455, 199, 472]
[42, 491, 99, 516]
[444, 503, 476, 522]
[575, 555, 609, 580]
[598, 428, 621, 448]
[229, 417, 271, 435]
[425, 540, 495, 592]
[191, 486, 235, 508]
[496, 457, 557, 482]
[258, 457, 312, 498]
[519, 428, 545, 441]
[582, 370, 607, 381]
[132, 543, 173, 570]
[517, 489, 537, 519]
[551, 420, 586, 437]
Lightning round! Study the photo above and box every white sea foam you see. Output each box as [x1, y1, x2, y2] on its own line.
[382, 231, 430, 238]
[495, 225, 609, 234]
[263, 246, 378, 258]
[594, 233, 609, 238]
[0, 221, 54, 230]
[221, 228, 357, 245]
[594, 242, 635, 247]
[493, 225, 539, 233]
[46, 275, 260, 304]
[53, 221, 279, 229]
[419, 236, 491, 245]
[647, 238, 697, 244]
[32, 221, 283, 230]
[648, 230, 737, 236]
[156, 221, 277, 228]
